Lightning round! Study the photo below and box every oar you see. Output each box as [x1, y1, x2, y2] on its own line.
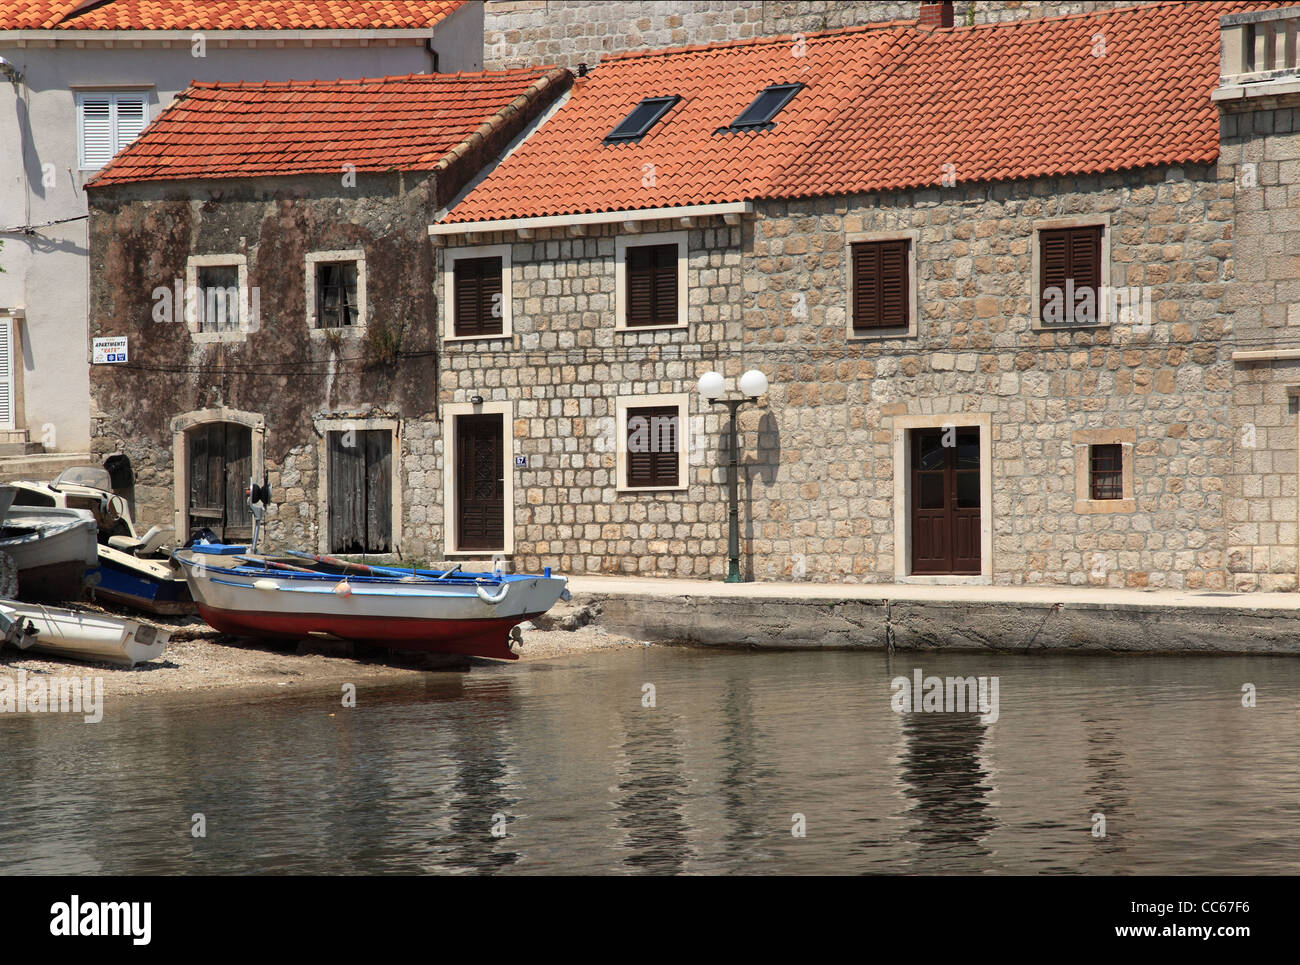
[235, 555, 317, 573]
[285, 550, 438, 581]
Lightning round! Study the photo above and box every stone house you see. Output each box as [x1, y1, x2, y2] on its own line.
[1217, 5, 1300, 590]
[85, 67, 571, 555]
[428, 1, 1266, 588]
[0, 0, 481, 474]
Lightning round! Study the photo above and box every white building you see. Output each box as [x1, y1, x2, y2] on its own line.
[0, 0, 482, 476]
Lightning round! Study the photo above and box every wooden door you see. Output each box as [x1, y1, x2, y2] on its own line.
[911, 428, 980, 575]
[456, 414, 504, 550]
[327, 429, 392, 553]
[187, 422, 252, 541]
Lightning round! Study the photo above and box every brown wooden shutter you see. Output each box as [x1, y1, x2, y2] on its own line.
[453, 256, 503, 337]
[851, 239, 909, 331]
[626, 405, 679, 487]
[625, 243, 678, 326]
[1040, 226, 1102, 325]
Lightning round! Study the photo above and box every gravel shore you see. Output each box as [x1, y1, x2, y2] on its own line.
[0, 598, 645, 705]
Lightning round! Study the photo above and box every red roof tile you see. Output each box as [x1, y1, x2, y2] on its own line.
[87, 68, 567, 186]
[0, 1, 463, 31]
[443, 1, 1265, 224]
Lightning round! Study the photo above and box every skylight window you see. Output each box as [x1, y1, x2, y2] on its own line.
[605, 96, 681, 143]
[717, 83, 804, 134]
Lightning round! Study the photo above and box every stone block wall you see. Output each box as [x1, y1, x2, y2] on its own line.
[483, 0, 1127, 70]
[1221, 96, 1300, 591]
[439, 162, 1237, 587]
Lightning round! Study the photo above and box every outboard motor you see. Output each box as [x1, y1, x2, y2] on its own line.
[246, 473, 272, 554]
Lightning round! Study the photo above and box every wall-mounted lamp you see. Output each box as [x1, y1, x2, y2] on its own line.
[470, 395, 484, 405]
[0, 56, 23, 84]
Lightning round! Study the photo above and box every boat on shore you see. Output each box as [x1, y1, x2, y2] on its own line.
[6, 467, 192, 614]
[0, 506, 99, 601]
[0, 601, 169, 667]
[174, 544, 570, 661]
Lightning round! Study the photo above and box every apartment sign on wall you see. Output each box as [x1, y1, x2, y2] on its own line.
[92, 337, 129, 364]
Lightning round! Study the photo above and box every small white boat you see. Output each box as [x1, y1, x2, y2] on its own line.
[0, 507, 99, 601]
[0, 601, 169, 667]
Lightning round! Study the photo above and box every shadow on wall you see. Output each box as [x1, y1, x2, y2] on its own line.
[14, 83, 45, 202]
[741, 407, 780, 581]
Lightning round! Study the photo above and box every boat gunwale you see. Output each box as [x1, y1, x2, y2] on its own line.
[173, 551, 563, 588]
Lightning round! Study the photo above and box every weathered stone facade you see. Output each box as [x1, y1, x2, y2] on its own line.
[88, 171, 444, 557]
[483, 0, 1126, 70]
[439, 161, 1237, 587]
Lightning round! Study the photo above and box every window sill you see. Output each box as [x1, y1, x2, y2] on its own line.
[308, 326, 365, 339]
[848, 326, 914, 340]
[1075, 498, 1135, 514]
[445, 331, 512, 342]
[616, 322, 688, 333]
[617, 484, 687, 493]
[1033, 320, 1112, 332]
[444, 549, 509, 558]
[190, 331, 250, 344]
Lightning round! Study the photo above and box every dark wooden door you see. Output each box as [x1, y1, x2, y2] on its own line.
[327, 429, 392, 553]
[456, 414, 504, 550]
[911, 428, 980, 575]
[188, 422, 252, 541]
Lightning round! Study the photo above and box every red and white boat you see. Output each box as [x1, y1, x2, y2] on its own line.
[173, 543, 569, 661]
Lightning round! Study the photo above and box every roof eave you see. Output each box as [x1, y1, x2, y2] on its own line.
[429, 201, 755, 236]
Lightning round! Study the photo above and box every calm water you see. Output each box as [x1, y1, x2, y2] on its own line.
[2, 647, 1299, 875]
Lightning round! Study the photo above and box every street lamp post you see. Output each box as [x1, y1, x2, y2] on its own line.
[697, 369, 769, 583]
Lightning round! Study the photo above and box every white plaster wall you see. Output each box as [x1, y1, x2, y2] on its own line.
[0, 3, 482, 450]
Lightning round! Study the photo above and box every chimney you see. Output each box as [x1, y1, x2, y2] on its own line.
[919, 1, 955, 28]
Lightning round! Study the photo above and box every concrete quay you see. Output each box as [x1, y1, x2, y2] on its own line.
[565, 577, 1300, 655]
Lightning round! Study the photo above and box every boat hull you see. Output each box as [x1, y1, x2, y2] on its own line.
[1, 603, 169, 667]
[196, 605, 543, 660]
[0, 508, 99, 602]
[94, 547, 194, 616]
[175, 548, 568, 661]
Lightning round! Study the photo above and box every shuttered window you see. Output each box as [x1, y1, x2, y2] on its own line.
[625, 405, 680, 488]
[327, 430, 393, 553]
[625, 243, 679, 327]
[1040, 226, 1103, 325]
[851, 239, 909, 331]
[77, 92, 149, 170]
[452, 256, 504, 337]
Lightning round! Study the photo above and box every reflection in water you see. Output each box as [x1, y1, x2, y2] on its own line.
[615, 709, 693, 874]
[440, 683, 521, 874]
[3, 650, 1300, 874]
[717, 676, 775, 866]
[1080, 716, 1129, 867]
[899, 710, 994, 872]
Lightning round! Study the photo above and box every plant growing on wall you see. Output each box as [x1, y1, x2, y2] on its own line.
[366, 318, 404, 365]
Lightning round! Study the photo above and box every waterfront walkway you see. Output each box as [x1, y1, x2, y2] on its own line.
[564, 576, 1300, 654]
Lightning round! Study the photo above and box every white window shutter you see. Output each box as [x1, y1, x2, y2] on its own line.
[80, 95, 114, 169]
[0, 318, 14, 431]
[114, 94, 148, 151]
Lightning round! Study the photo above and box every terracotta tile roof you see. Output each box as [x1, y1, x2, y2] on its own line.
[443, 1, 1264, 224]
[0, 1, 463, 31]
[87, 68, 568, 186]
